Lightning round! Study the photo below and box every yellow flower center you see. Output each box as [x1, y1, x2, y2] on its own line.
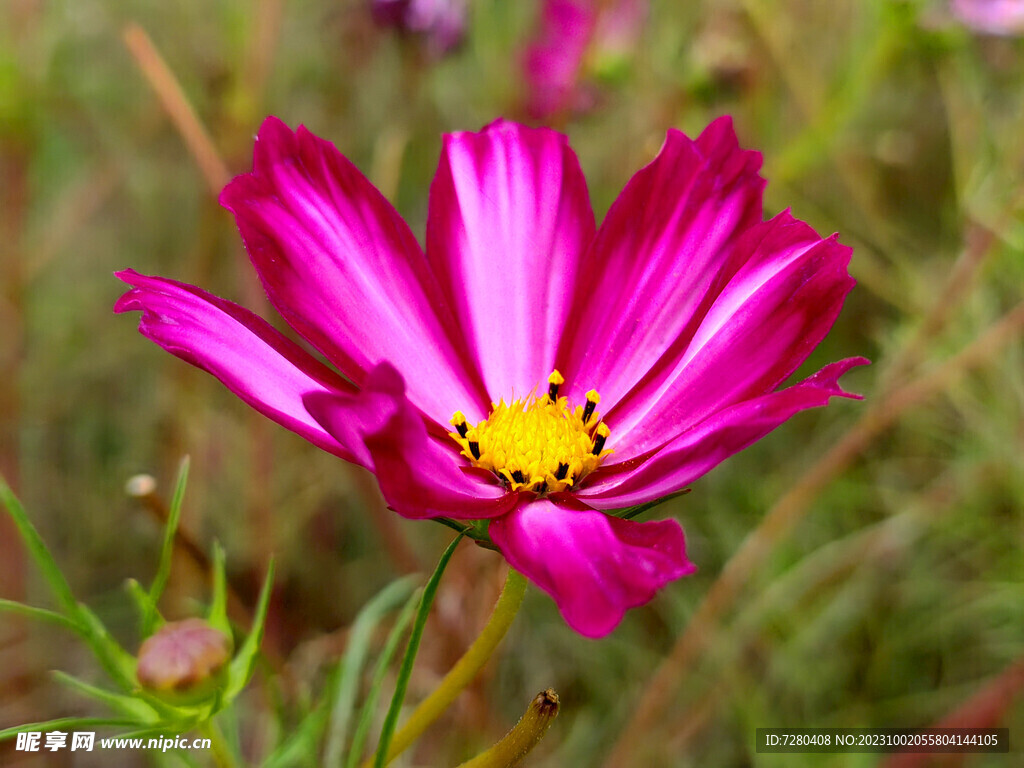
[449, 370, 612, 494]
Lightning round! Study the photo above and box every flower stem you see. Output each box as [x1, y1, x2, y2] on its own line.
[455, 689, 559, 768]
[202, 719, 237, 768]
[365, 567, 528, 767]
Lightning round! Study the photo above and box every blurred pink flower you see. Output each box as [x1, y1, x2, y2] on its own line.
[117, 117, 866, 637]
[524, 0, 596, 118]
[523, 0, 647, 119]
[951, 0, 1024, 34]
[371, 0, 467, 56]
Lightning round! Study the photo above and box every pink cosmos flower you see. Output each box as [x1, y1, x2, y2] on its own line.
[371, 0, 467, 56]
[950, 0, 1024, 34]
[524, 0, 597, 118]
[523, 0, 647, 119]
[115, 117, 867, 638]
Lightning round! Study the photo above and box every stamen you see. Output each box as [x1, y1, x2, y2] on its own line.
[450, 411, 468, 438]
[449, 371, 612, 495]
[547, 370, 565, 401]
[592, 423, 610, 455]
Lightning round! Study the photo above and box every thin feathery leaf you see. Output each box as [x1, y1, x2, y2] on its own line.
[52, 670, 159, 722]
[225, 558, 275, 702]
[373, 535, 463, 768]
[0, 476, 79, 617]
[324, 575, 419, 766]
[145, 456, 190, 635]
[0, 717, 140, 741]
[0, 598, 81, 634]
[346, 588, 421, 768]
[207, 541, 230, 638]
[75, 604, 140, 694]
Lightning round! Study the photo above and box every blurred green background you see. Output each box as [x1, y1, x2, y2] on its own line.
[1, 0, 1023, 765]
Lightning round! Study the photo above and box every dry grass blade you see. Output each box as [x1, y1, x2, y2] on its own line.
[121, 23, 231, 196]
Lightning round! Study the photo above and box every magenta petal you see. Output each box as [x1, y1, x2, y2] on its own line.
[490, 499, 696, 638]
[577, 357, 869, 509]
[427, 119, 596, 400]
[221, 117, 490, 424]
[606, 212, 856, 460]
[557, 117, 765, 409]
[305, 363, 516, 520]
[114, 269, 357, 461]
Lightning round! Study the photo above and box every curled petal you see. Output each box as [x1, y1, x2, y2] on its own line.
[427, 119, 596, 400]
[606, 212, 856, 460]
[114, 270, 356, 461]
[577, 358, 869, 509]
[221, 117, 490, 425]
[305, 364, 516, 520]
[558, 117, 765, 410]
[490, 499, 696, 637]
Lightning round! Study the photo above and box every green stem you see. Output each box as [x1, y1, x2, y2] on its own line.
[202, 719, 237, 768]
[366, 568, 528, 768]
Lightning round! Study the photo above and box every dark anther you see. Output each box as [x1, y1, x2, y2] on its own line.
[555, 463, 569, 480]
[582, 399, 597, 424]
[548, 382, 559, 401]
[455, 422, 468, 438]
[469, 441, 480, 459]
[536, 481, 548, 494]
[511, 470, 525, 484]
[592, 433, 607, 455]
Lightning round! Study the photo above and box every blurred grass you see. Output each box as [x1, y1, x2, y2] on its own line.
[1, 0, 1023, 765]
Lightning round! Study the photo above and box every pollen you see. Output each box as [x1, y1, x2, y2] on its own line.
[449, 371, 612, 494]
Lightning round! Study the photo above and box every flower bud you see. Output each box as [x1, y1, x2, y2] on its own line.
[457, 689, 560, 767]
[136, 618, 231, 701]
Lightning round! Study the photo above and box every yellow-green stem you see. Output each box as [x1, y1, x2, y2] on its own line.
[202, 719, 236, 768]
[456, 689, 559, 768]
[364, 568, 527, 768]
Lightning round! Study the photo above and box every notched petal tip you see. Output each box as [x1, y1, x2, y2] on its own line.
[113, 269, 171, 316]
[696, 114, 764, 172]
[255, 114, 291, 138]
[219, 116, 313, 212]
[477, 116, 518, 134]
[804, 356, 871, 400]
[113, 270, 142, 314]
[579, 355, 871, 510]
[112, 270, 359, 461]
[114, 267, 140, 282]
[443, 118, 572, 153]
[253, 115, 300, 164]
